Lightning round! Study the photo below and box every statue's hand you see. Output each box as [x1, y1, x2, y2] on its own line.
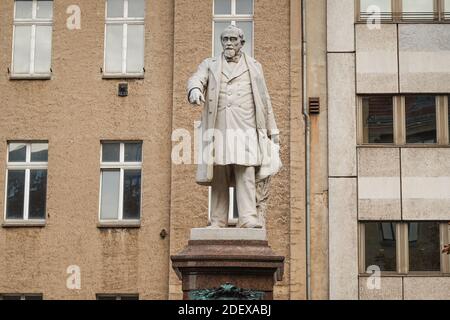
[270, 134, 280, 145]
[189, 88, 205, 106]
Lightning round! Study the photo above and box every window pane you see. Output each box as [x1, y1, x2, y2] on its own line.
[15, 0, 33, 19]
[232, 188, 239, 219]
[405, 96, 436, 144]
[214, 21, 231, 57]
[13, 26, 32, 74]
[100, 170, 120, 220]
[120, 295, 139, 300]
[364, 222, 397, 272]
[102, 143, 120, 162]
[402, 0, 435, 20]
[107, 0, 124, 18]
[124, 143, 142, 162]
[105, 25, 123, 73]
[360, 0, 392, 19]
[36, 1, 53, 19]
[6, 170, 26, 220]
[214, 0, 232, 15]
[126, 25, 145, 73]
[31, 143, 48, 162]
[128, 0, 145, 18]
[123, 170, 141, 220]
[362, 96, 394, 144]
[409, 222, 441, 272]
[236, 0, 253, 15]
[28, 170, 47, 220]
[34, 25, 52, 74]
[236, 21, 253, 56]
[9, 143, 27, 162]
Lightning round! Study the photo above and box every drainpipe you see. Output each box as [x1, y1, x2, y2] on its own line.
[301, 0, 312, 301]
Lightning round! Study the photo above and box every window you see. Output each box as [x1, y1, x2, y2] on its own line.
[360, 221, 449, 274]
[405, 95, 437, 144]
[361, 96, 394, 144]
[213, 0, 253, 57]
[0, 294, 43, 300]
[99, 142, 142, 223]
[5, 142, 48, 222]
[208, 187, 239, 226]
[97, 294, 139, 300]
[359, 0, 393, 20]
[401, 0, 435, 20]
[11, 0, 53, 78]
[104, 0, 145, 77]
[357, 95, 447, 146]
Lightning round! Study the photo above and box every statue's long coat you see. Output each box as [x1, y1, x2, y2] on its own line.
[187, 53, 279, 186]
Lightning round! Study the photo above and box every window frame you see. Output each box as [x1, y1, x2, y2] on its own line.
[357, 95, 447, 146]
[212, 0, 254, 57]
[3, 141, 48, 226]
[208, 187, 239, 226]
[11, 0, 53, 79]
[98, 141, 143, 227]
[356, 0, 450, 22]
[103, 0, 146, 79]
[359, 221, 450, 276]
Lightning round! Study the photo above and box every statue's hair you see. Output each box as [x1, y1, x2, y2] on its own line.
[220, 25, 246, 45]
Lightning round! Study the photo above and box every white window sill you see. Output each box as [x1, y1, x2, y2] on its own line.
[102, 73, 144, 80]
[97, 220, 141, 228]
[2, 220, 46, 228]
[9, 74, 52, 80]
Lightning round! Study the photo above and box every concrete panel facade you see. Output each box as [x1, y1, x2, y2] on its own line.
[404, 277, 450, 300]
[359, 277, 403, 300]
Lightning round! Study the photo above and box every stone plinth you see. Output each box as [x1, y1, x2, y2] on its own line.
[171, 228, 285, 300]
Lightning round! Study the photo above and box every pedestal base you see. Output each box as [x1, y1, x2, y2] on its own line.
[171, 228, 285, 300]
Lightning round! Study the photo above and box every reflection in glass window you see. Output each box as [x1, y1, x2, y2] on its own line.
[362, 96, 394, 144]
[364, 222, 397, 272]
[104, 0, 145, 76]
[405, 96, 437, 144]
[213, 0, 254, 57]
[409, 222, 441, 272]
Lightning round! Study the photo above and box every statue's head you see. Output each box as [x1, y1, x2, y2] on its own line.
[220, 25, 245, 59]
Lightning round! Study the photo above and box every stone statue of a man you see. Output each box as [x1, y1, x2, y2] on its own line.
[187, 25, 281, 229]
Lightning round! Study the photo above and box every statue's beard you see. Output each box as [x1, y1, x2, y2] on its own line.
[224, 48, 237, 59]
